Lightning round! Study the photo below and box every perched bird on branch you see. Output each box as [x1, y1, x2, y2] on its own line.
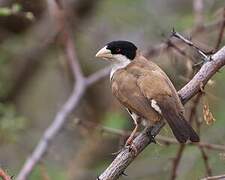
[96, 41, 199, 151]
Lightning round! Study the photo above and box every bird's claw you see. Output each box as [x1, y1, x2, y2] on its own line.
[111, 143, 138, 156]
[111, 148, 123, 155]
[125, 141, 138, 156]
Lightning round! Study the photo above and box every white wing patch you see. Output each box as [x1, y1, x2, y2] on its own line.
[151, 99, 162, 114]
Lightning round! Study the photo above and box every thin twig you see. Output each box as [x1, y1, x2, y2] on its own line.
[202, 174, 225, 180]
[170, 145, 186, 180]
[215, 7, 225, 51]
[171, 29, 210, 62]
[77, 119, 225, 152]
[157, 135, 225, 152]
[199, 146, 212, 176]
[193, 0, 204, 28]
[85, 66, 111, 86]
[169, 93, 202, 179]
[145, 18, 223, 58]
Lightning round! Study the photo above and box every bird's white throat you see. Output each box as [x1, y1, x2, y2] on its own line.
[110, 54, 131, 80]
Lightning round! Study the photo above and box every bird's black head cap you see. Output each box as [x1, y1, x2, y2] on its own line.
[106, 41, 137, 60]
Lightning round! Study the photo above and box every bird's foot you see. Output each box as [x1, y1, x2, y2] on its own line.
[125, 140, 138, 156]
[111, 141, 138, 156]
[111, 148, 123, 155]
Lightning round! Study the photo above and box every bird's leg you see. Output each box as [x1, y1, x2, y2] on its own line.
[125, 121, 140, 156]
[111, 123, 139, 156]
[125, 123, 139, 146]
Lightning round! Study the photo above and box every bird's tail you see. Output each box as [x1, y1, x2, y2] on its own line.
[166, 114, 200, 143]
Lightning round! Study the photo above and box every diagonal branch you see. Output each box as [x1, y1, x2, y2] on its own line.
[202, 174, 225, 180]
[199, 146, 212, 176]
[86, 66, 111, 86]
[97, 46, 225, 180]
[170, 145, 186, 180]
[215, 7, 225, 51]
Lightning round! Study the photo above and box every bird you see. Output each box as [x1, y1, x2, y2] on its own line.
[95, 40, 199, 150]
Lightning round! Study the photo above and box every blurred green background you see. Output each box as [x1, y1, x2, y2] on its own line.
[0, 0, 224, 179]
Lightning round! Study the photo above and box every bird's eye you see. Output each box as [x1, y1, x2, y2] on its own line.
[116, 48, 121, 53]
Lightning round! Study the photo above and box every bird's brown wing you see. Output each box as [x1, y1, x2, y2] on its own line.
[137, 70, 199, 143]
[111, 69, 161, 123]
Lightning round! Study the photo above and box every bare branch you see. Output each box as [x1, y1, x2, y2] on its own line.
[16, 84, 85, 180]
[157, 135, 225, 152]
[47, 0, 84, 80]
[202, 174, 225, 180]
[179, 46, 225, 103]
[98, 122, 165, 180]
[170, 145, 186, 180]
[97, 45, 225, 180]
[63, 29, 84, 81]
[199, 147, 212, 176]
[86, 66, 111, 86]
[171, 30, 210, 61]
[16, 0, 99, 179]
[215, 7, 225, 51]
[193, 0, 204, 27]
[144, 19, 223, 58]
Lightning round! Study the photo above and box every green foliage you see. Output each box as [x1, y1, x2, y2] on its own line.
[174, 14, 194, 31]
[0, 103, 27, 143]
[30, 165, 66, 180]
[0, 51, 12, 98]
[102, 112, 127, 129]
[0, 3, 34, 20]
[0, 4, 21, 16]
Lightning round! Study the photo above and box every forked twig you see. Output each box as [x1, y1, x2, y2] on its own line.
[171, 29, 211, 62]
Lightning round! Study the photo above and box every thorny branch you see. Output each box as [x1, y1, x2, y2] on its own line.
[144, 18, 225, 58]
[171, 30, 211, 62]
